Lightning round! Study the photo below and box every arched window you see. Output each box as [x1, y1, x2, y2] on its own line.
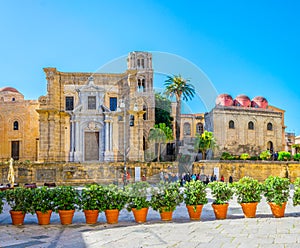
[183, 122, 191, 135]
[229, 120, 235, 129]
[267, 122, 273, 131]
[13, 121, 19, 130]
[248, 121, 254, 130]
[137, 59, 140, 67]
[141, 59, 144, 68]
[196, 123, 204, 134]
[137, 78, 145, 92]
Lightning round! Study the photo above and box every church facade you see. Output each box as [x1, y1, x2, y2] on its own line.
[37, 51, 155, 162]
[205, 94, 285, 157]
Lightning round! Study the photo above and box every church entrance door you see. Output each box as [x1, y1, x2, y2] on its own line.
[84, 132, 99, 161]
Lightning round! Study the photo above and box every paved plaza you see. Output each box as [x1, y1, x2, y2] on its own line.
[1, 190, 300, 248]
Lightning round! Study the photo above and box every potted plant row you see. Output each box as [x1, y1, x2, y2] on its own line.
[0, 177, 296, 225]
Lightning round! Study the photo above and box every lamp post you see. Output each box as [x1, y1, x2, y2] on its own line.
[117, 99, 127, 187]
[116, 100, 145, 186]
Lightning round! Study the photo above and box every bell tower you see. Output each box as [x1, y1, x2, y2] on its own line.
[126, 51, 155, 161]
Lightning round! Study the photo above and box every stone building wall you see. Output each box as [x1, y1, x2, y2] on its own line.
[0, 88, 39, 162]
[205, 106, 284, 157]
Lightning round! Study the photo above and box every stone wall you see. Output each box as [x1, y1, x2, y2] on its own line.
[0, 161, 176, 186]
[193, 160, 299, 182]
[1, 161, 299, 186]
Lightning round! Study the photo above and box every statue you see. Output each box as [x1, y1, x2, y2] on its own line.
[7, 158, 15, 188]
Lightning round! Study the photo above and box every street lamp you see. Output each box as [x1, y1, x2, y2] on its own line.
[117, 99, 128, 187]
[116, 100, 145, 185]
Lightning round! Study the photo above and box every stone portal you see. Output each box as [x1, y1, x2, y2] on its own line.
[84, 132, 99, 161]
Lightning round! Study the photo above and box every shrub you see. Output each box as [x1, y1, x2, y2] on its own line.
[80, 184, 106, 211]
[4, 187, 33, 214]
[263, 176, 290, 205]
[150, 182, 183, 212]
[183, 180, 208, 206]
[125, 181, 150, 211]
[208, 181, 233, 204]
[259, 150, 271, 160]
[221, 152, 234, 160]
[277, 151, 291, 161]
[240, 153, 250, 160]
[233, 176, 262, 203]
[294, 153, 300, 161]
[102, 184, 128, 211]
[32, 186, 55, 213]
[52, 186, 80, 211]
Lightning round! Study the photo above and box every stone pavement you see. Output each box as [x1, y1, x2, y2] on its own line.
[1, 191, 300, 248]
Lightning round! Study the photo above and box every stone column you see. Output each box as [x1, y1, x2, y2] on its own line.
[105, 120, 109, 152]
[109, 121, 113, 151]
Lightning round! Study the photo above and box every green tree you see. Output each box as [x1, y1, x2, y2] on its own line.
[148, 127, 166, 162]
[155, 92, 173, 129]
[164, 75, 195, 156]
[194, 131, 217, 160]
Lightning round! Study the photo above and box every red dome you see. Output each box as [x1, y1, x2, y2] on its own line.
[234, 94, 251, 107]
[251, 96, 268, 109]
[0, 87, 19, 93]
[216, 94, 233, 106]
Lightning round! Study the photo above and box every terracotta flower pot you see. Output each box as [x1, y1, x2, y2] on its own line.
[84, 210, 99, 224]
[36, 210, 52, 225]
[186, 205, 203, 220]
[132, 208, 148, 223]
[240, 202, 258, 218]
[212, 203, 229, 220]
[10, 210, 26, 225]
[160, 209, 173, 221]
[58, 209, 75, 225]
[268, 202, 287, 218]
[105, 209, 119, 224]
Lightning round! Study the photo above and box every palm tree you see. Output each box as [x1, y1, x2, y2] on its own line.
[164, 75, 195, 156]
[155, 123, 173, 143]
[194, 131, 217, 160]
[148, 127, 166, 162]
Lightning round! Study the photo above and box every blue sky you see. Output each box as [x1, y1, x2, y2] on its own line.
[0, 0, 299, 135]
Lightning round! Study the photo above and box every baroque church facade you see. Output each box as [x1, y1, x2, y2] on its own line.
[37, 51, 154, 162]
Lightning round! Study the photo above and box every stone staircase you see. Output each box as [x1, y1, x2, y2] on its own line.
[178, 137, 197, 174]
